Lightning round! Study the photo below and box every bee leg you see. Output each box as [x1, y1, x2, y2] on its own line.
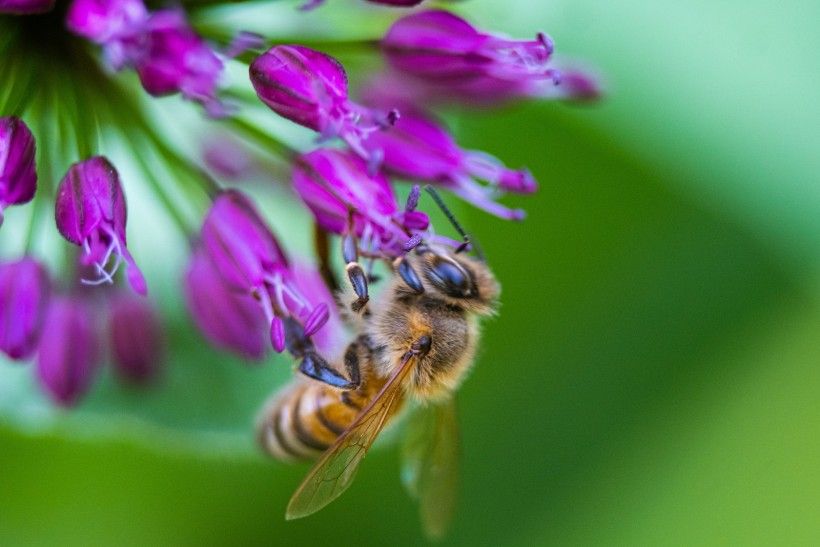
[395, 256, 425, 294]
[342, 339, 363, 389]
[342, 231, 369, 313]
[299, 351, 356, 390]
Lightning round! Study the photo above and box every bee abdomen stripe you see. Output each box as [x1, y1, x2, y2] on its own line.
[271, 401, 303, 459]
[292, 390, 330, 452]
[315, 390, 346, 436]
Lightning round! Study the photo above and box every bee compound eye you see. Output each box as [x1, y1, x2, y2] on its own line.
[427, 259, 471, 298]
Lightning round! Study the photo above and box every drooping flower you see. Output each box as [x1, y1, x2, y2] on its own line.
[0, 0, 54, 14]
[292, 148, 428, 258]
[199, 190, 329, 350]
[109, 292, 163, 383]
[0, 257, 50, 360]
[0, 116, 37, 228]
[250, 45, 397, 162]
[184, 245, 268, 361]
[382, 10, 558, 83]
[36, 296, 100, 407]
[362, 109, 531, 220]
[54, 156, 147, 295]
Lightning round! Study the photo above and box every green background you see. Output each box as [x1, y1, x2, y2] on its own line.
[2, 0, 819, 545]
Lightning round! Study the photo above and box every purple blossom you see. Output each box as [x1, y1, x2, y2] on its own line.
[292, 148, 428, 258]
[66, 0, 149, 69]
[36, 297, 100, 407]
[184, 246, 268, 361]
[54, 156, 147, 295]
[362, 110, 531, 220]
[0, 257, 50, 361]
[0, 0, 54, 14]
[250, 45, 397, 161]
[382, 10, 558, 83]
[291, 262, 346, 357]
[199, 190, 329, 350]
[109, 292, 163, 383]
[0, 117, 37, 228]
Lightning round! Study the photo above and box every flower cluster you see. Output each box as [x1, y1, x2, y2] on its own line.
[0, 1, 598, 406]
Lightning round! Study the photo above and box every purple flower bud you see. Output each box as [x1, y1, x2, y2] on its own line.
[383, 10, 554, 81]
[249, 45, 396, 161]
[135, 10, 226, 115]
[185, 247, 268, 361]
[55, 156, 147, 295]
[200, 190, 328, 348]
[66, 0, 148, 69]
[36, 297, 100, 407]
[109, 292, 163, 383]
[0, 0, 54, 14]
[0, 257, 50, 360]
[362, 110, 531, 220]
[0, 117, 37, 227]
[292, 148, 429, 258]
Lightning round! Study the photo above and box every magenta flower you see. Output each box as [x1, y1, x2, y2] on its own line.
[382, 10, 557, 83]
[0, 117, 37, 228]
[109, 292, 163, 383]
[291, 261, 345, 357]
[135, 10, 226, 116]
[66, 0, 149, 70]
[36, 297, 100, 407]
[55, 156, 147, 295]
[0, 0, 54, 14]
[362, 110, 531, 220]
[293, 148, 428, 257]
[200, 190, 329, 351]
[0, 257, 50, 361]
[250, 45, 397, 162]
[184, 246, 268, 361]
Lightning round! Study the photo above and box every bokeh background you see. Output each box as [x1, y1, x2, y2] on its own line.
[2, 0, 819, 545]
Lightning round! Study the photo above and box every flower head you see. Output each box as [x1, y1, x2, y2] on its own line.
[0, 116, 37, 227]
[184, 246, 268, 361]
[55, 156, 147, 295]
[0, 257, 50, 360]
[362, 110, 532, 219]
[200, 190, 329, 350]
[0, 0, 54, 14]
[66, 0, 149, 69]
[292, 148, 428, 258]
[250, 45, 397, 162]
[36, 296, 100, 407]
[109, 292, 163, 383]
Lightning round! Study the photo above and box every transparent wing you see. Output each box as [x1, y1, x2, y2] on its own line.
[401, 398, 460, 540]
[285, 351, 418, 520]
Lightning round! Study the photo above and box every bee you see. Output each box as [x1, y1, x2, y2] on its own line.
[257, 192, 499, 538]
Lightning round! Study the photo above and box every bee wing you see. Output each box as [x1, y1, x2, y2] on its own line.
[285, 349, 418, 520]
[401, 398, 460, 540]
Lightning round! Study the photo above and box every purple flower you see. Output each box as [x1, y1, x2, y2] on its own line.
[55, 156, 147, 295]
[66, 0, 149, 70]
[199, 190, 329, 350]
[0, 117, 37, 227]
[0, 257, 50, 361]
[249, 45, 397, 161]
[292, 148, 428, 258]
[291, 262, 345, 357]
[362, 110, 531, 220]
[0, 0, 54, 14]
[184, 246, 268, 361]
[382, 10, 557, 83]
[135, 10, 226, 116]
[36, 297, 100, 407]
[109, 292, 163, 383]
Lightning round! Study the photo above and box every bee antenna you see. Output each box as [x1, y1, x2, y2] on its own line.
[423, 186, 485, 261]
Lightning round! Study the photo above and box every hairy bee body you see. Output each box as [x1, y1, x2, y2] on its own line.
[258, 248, 499, 464]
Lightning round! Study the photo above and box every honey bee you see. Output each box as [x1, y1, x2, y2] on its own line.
[257, 199, 499, 538]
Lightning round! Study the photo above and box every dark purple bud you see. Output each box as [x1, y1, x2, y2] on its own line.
[293, 148, 429, 258]
[184, 246, 267, 361]
[405, 184, 420, 212]
[55, 156, 147, 295]
[109, 292, 163, 383]
[0, 257, 50, 360]
[0, 117, 37, 227]
[0, 0, 54, 14]
[382, 10, 554, 81]
[36, 297, 100, 407]
[250, 45, 394, 161]
[362, 110, 530, 220]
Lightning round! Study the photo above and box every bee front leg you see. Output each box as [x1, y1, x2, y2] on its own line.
[342, 231, 369, 314]
[285, 318, 356, 389]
